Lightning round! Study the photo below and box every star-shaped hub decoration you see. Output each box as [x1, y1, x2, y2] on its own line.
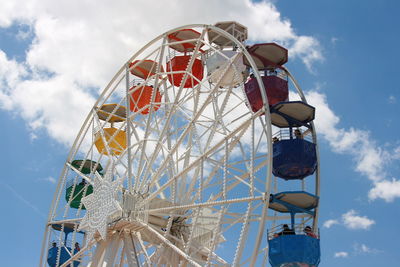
[78, 164, 122, 242]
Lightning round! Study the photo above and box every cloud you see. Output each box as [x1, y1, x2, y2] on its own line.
[353, 243, 381, 254]
[334, 244, 381, 258]
[324, 210, 374, 230]
[393, 146, 400, 160]
[16, 25, 33, 41]
[38, 176, 57, 184]
[334, 251, 348, 258]
[323, 219, 339, 228]
[0, 62, 96, 145]
[342, 210, 375, 230]
[369, 179, 400, 202]
[0, 50, 27, 109]
[0, 0, 323, 148]
[388, 95, 396, 104]
[304, 90, 400, 201]
[290, 36, 323, 72]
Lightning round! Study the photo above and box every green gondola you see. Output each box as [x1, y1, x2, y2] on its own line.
[71, 159, 103, 175]
[65, 183, 93, 209]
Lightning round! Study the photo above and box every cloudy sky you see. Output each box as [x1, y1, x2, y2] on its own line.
[0, 0, 399, 266]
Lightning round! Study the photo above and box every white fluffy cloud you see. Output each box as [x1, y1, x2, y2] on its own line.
[0, 51, 27, 109]
[342, 210, 375, 230]
[0, 57, 95, 145]
[369, 179, 400, 202]
[304, 90, 400, 201]
[324, 210, 375, 230]
[290, 36, 323, 72]
[323, 219, 339, 228]
[334, 251, 348, 258]
[0, 0, 322, 147]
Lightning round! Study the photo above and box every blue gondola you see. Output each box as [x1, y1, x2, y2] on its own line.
[47, 245, 80, 267]
[273, 138, 317, 180]
[268, 191, 320, 267]
[269, 235, 320, 267]
[270, 101, 317, 180]
[47, 223, 83, 267]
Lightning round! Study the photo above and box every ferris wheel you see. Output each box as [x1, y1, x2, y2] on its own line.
[40, 22, 321, 267]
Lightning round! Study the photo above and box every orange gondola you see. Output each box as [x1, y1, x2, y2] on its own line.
[129, 84, 162, 114]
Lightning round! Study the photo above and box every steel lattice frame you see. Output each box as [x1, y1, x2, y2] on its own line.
[40, 23, 320, 267]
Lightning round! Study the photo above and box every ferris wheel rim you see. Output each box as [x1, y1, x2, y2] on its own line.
[282, 66, 321, 230]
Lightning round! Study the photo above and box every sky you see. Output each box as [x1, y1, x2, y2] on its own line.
[0, 0, 399, 266]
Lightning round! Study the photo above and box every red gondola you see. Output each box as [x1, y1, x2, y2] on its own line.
[166, 29, 204, 88]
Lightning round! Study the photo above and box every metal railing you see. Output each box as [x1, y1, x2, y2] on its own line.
[267, 223, 320, 240]
[130, 78, 156, 88]
[272, 128, 313, 143]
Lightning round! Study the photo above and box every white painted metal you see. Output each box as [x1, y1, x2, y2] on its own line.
[89, 239, 108, 266]
[41, 23, 319, 267]
[103, 234, 123, 266]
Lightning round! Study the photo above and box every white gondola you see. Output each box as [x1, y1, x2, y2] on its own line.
[206, 50, 247, 87]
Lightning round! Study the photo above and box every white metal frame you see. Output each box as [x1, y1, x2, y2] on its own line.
[40, 23, 319, 267]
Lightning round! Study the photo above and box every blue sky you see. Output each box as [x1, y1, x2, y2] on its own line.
[0, 0, 399, 266]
